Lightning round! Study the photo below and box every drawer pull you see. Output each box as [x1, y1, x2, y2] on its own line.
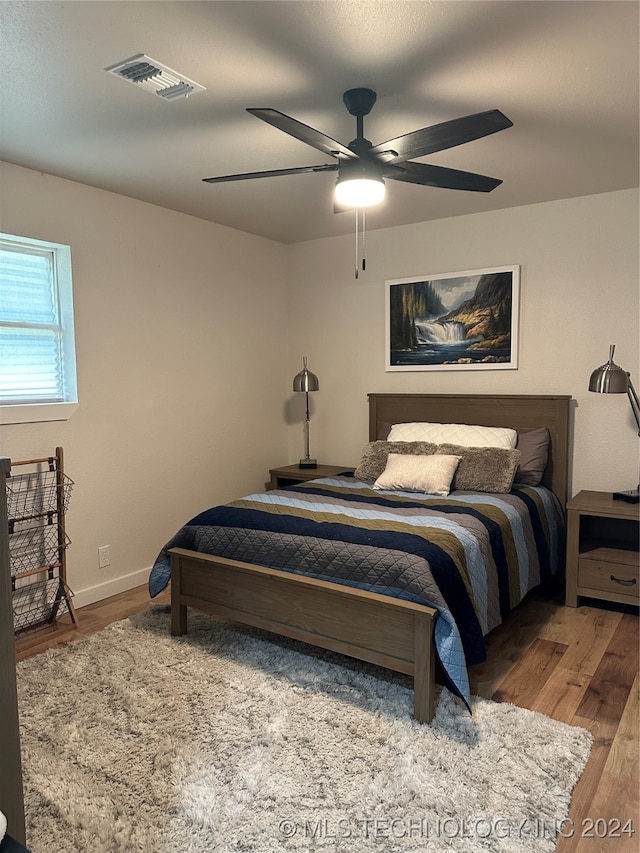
[610, 575, 637, 587]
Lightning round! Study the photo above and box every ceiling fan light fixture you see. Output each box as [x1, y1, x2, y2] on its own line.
[335, 162, 385, 208]
[335, 177, 386, 208]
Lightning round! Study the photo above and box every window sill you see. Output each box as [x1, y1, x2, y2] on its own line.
[0, 402, 78, 425]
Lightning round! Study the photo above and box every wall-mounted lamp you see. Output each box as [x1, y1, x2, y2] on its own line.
[292, 356, 319, 469]
[588, 344, 640, 503]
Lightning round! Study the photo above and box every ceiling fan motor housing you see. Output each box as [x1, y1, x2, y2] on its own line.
[338, 158, 384, 183]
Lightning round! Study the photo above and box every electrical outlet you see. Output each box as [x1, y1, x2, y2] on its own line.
[98, 545, 111, 569]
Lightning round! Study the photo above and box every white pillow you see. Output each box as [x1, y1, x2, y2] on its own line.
[373, 453, 461, 496]
[387, 421, 517, 449]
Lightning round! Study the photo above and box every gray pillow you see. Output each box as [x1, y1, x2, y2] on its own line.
[435, 444, 521, 493]
[354, 440, 437, 484]
[514, 428, 550, 486]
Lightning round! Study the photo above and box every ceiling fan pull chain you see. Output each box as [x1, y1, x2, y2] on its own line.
[354, 207, 359, 279]
[362, 208, 366, 272]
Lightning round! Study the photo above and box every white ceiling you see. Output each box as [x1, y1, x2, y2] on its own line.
[1, 1, 638, 244]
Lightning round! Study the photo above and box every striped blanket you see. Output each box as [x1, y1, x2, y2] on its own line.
[149, 476, 565, 707]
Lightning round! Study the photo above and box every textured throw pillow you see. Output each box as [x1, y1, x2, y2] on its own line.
[387, 421, 518, 449]
[514, 428, 550, 486]
[373, 453, 462, 496]
[354, 440, 437, 484]
[435, 443, 521, 493]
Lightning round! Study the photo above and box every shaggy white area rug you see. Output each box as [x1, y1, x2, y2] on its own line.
[17, 606, 592, 853]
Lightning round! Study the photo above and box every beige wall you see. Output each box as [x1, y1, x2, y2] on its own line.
[0, 162, 289, 606]
[286, 189, 639, 498]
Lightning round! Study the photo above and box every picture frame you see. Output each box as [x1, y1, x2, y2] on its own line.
[385, 265, 520, 372]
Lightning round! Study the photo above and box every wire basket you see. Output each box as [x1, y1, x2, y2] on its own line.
[9, 522, 71, 578]
[6, 469, 74, 521]
[12, 577, 72, 633]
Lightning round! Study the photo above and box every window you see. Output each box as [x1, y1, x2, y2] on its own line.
[0, 233, 78, 424]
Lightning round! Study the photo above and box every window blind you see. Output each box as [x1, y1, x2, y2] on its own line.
[0, 243, 66, 404]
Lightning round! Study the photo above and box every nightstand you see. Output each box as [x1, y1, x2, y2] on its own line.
[268, 464, 355, 490]
[565, 490, 639, 607]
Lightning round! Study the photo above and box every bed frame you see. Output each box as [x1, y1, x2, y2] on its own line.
[170, 393, 570, 723]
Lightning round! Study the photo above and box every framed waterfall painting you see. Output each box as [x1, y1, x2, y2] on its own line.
[385, 265, 520, 372]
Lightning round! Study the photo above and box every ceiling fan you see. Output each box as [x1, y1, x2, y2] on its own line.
[203, 88, 513, 207]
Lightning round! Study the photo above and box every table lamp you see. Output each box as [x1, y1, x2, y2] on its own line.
[293, 357, 319, 469]
[588, 344, 640, 503]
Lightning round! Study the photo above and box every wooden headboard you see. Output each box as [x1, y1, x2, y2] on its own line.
[368, 393, 571, 505]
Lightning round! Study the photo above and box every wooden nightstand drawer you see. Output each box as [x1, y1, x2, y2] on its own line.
[566, 491, 640, 607]
[578, 548, 639, 601]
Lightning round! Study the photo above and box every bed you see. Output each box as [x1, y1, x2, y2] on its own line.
[149, 393, 570, 723]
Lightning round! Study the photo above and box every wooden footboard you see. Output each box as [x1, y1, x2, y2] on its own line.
[169, 547, 438, 723]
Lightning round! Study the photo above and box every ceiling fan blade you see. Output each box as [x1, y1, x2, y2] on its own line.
[371, 109, 513, 164]
[203, 164, 338, 184]
[386, 161, 503, 192]
[247, 108, 357, 160]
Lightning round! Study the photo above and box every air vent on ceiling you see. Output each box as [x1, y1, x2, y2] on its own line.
[104, 54, 205, 101]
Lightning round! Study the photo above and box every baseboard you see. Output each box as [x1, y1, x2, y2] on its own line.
[71, 567, 151, 609]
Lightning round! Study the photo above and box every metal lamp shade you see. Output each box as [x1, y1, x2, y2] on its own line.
[588, 345, 629, 394]
[292, 357, 319, 393]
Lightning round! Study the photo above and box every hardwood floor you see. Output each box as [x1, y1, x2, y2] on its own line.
[469, 594, 638, 853]
[15, 585, 638, 852]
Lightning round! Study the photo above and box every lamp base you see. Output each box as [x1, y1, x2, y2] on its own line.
[613, 488, 640, 504]
[298, 459, 318, 469]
